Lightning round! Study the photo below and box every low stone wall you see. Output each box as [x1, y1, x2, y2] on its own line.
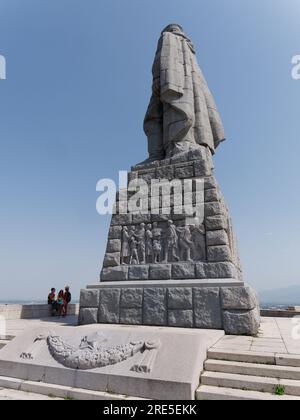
[261, 309, 300, 318]
[0, 304, 79, 320]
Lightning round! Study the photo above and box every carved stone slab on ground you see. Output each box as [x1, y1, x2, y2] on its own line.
[0, 324, 223, 400]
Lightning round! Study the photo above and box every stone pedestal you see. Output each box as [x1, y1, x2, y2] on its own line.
[80, 150, 260, 335]
[80, 281, 259, 335]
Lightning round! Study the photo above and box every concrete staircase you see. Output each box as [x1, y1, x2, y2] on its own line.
[197, 349, 300, 400]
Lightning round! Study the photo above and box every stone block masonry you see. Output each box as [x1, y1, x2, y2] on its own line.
[100, 158, 243, 284]
[79, 284, 260, 335]
[80, 151, 259, 335]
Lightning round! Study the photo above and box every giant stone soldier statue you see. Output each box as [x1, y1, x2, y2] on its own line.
[79, 24, 261, 337]
[144, 23, 225, 162]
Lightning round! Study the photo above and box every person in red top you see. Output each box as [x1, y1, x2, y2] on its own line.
[63, 286, 72, 317]
[57, 290, 64, 317]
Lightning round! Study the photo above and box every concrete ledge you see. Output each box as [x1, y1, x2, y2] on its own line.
[87, 279, 243, 289]
[0, 304, 79, 320]
[0, 375, 145, 400]
[261, 309, 300, 318]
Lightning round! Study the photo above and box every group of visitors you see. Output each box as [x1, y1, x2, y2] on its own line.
[47, 286, 71, 317]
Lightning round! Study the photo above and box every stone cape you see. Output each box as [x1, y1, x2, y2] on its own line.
[143, 24, 225, 160]
[0, 324, 223, 400]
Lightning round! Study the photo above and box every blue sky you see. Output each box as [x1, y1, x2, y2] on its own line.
[0, 0, 299, 300]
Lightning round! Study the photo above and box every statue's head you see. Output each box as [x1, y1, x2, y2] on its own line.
[162, 23, 184, 35]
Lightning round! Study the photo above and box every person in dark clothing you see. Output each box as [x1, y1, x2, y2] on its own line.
[63, 286, 71, 317]
[47, 288, 57, 316]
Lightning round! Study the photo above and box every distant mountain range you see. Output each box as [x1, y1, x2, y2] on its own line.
[259, 284, 300, 307]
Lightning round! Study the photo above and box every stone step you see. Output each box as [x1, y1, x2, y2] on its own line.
[196, 385, 300, 400]
[201, 371, 300, 396]
[208, 349, 276, 365]
[205, 359, 300, 380]
[276, 354, 300, 368]
[0, 388, 63, 400]
[0, 375, 146, 400]
[208, 349, 300, 367]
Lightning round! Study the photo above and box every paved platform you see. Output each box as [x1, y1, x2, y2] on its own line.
[1, 316, 300, 400]
[5, 317, 300, 356]
[210, 317, 300, 355]
[4, 315, 78, 338]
